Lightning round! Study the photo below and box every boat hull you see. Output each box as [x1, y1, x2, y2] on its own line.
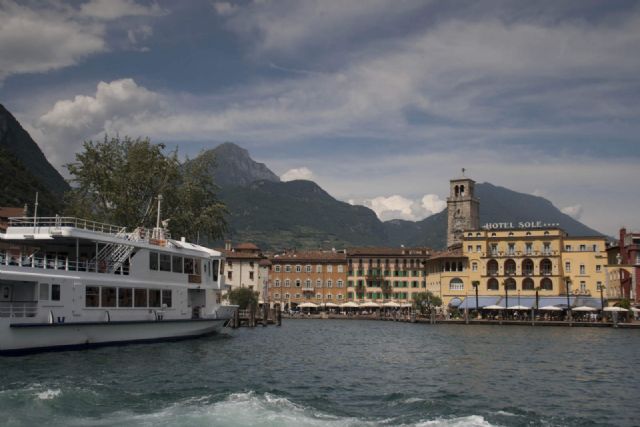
[0, 318, 229, 356]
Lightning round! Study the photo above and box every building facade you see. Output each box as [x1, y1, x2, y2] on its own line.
[605, 228, 639, 303]
[267, 251, 347, 309]
[220, 242, 266, 299]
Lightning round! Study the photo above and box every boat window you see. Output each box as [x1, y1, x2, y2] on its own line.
[51, 284, 61, 301]
[86, 286, 99, 307]
[118, 288, 133, 307]
[194, 259, 201, 276]
[149, 289, 161, 307]
[172, 256, 183, 273]
[39, 283, 49, 300]
[159, 253, 171, 272]
[184, 258, 194, 275]
[102, 287, 117, 307]
[162, 290, 172, 308]
[134, 288, 147, 307]
[212, 260, 219, 281]
[149, 251, 158, 270]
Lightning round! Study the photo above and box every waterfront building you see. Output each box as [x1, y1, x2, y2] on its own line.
[345, 247, 430, 305]
[605, 228, 639, 304]
[219, 242, 266, 298]
[267, 250, 347, 310]
[446, 171, 479, 248]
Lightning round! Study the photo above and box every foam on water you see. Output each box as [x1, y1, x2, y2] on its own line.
[36, 389, 61, 400]
[56, 392, 498, 427]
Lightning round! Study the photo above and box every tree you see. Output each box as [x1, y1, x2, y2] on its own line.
[227, 287, 259, 310]
[412, 291, 442, 315]
[64, 135, 227, 241]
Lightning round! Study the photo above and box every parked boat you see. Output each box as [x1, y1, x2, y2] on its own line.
[0, 216, 236, 355]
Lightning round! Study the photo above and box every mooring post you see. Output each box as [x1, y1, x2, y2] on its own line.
[276, 305, 282, 326]
[249, 307, 255, 327]
[233, 308, 240, 329]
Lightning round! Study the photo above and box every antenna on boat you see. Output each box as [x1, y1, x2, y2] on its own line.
[156, 194, 163, 230]
[33, 192, 39, 230]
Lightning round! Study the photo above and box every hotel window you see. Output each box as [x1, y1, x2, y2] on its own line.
[449, 278, 464, 291]
[316, 294, 322, 299]
[337, 265, 344, 273]
[476, 245, 481, 253]
[580, 245, 586, 251]
[596, 265, 601, 273]
[295, 265, 301, 272]
[472, 262, 478, 272]
[327, 280, 333, 288]
[227, 271, 232, 280]
[467, 245, 472, 253]
[316, 265, 322, 273]
[327, 265, 333, 273]
[285, 265, 291, 272]
[580, 281, 586, 292]
[597, 281, 603, 290]
[347, 280, 353, 287]
[337, 294, 343, 300]
[295, 279, 301, 287]
[543, 243, 551, 255]
[249, 271, 254, 280]
[295, 293, 301, 299]
[565, 245, 572, 251]
[305, 279, 311, 288]
[305, 265, 312, 273]
[490, 244, 498, 256]
[565, 262, 571, 273]
[285, 293, 290, 299]
[337, 280, 344, 288]
[507, 243, 515, 255]
[275, 279, 281, 287]
[274, 293, 280, 299]
[285, 279, 291, 287]
[579, 264, 586, 275]
[525, 243, 532, 255]
[592, 244, 598, 252]
[327, 294, 332, 300]
[274, 265, 281, 272]
[316, 279, 322, 287]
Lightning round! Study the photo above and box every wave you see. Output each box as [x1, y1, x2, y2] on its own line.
[54, 392, 500, 427]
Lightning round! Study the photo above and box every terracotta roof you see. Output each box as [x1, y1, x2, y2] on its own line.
[258, 259, 272, 266]
[428, 249, 465, 260]
[270, 251, 346, 263]
[235, 242, 260, 250]
[346, 247, 431, 256]
[219, 250, 263, 260]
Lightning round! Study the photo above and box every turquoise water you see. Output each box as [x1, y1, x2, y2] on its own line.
[1, 320, 639, 426]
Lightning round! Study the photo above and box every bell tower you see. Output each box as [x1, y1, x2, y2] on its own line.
[447, 169, 480, 248]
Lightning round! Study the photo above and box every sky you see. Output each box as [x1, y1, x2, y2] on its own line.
[1, 0, 639, 235]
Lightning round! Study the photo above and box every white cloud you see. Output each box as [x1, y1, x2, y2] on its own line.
[281, 167, 314, 182]
[354, 193, 446, 222]
[0, 1, 105, 81]
[79, 0, 165, 20]
[34, 78, 163, 167]
[212, 2, 238, 16]
[561, 204, 584, 220]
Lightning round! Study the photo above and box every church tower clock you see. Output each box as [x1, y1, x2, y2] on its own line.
[447, 169, 480, 248]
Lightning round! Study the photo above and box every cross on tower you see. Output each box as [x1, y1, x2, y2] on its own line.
[461, 168, 466, 176]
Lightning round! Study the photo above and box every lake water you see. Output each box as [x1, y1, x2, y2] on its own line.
[1, 320, 639, 426]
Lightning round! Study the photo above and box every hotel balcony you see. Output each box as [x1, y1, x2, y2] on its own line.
[301, 287, 314, 292]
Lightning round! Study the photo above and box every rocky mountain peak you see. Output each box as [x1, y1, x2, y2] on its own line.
[208, 142, 280, 187]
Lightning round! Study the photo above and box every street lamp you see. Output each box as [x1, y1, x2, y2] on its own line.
[472, 281, 480, 318]
[565, 277, 572, 321]
[598, 283, 606, 321]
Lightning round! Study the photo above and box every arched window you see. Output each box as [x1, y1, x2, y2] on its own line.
[522, 278, 534, 290]
[449, 278, 464, 291]
[460, 185, 465, 196]
[522, 259, 534, 276]
[445, 262, 450, 272]
[457, 262, 463, 271]
[541, 278, 553, 290]
[487, 278, 499, 290]
[487, 259, 498, 276]
[504, 278, 516, 290]
[504, 259, 516, 275]
[454, 185, 459, 196]
[540, 259, 552, 276]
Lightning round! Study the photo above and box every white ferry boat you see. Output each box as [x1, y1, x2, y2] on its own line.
[0, 216, 236, 355]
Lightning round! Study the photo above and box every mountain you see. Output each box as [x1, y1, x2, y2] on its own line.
[0, 104, 69, 196]
[204, 144, 603, 251]
[207, 142, 280, 187]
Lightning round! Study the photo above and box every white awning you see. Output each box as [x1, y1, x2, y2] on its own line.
[572, 306, 597, 312]
[323, 302, 339, 307]
[507, 305, 531, 310]
[484, 304, 505, 310]
[382, 301, 400, 308]
[603, 306, 629, 312]
[298, 302, 318, 308]
[360, 302, 380, 308]
[340, 302, 359, 308]
[539, 305, 563, 311]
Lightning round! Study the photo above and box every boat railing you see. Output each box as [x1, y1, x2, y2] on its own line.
[8, 217, 172, 246]
[0, 253, 129, 275]
[0, 301, 38, 318]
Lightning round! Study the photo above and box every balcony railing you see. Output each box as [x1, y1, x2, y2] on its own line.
[0, 253, 129, 275]
[0, 301, 38, 318]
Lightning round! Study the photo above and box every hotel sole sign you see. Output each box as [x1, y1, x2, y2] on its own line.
[483, 221, 561, 230]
